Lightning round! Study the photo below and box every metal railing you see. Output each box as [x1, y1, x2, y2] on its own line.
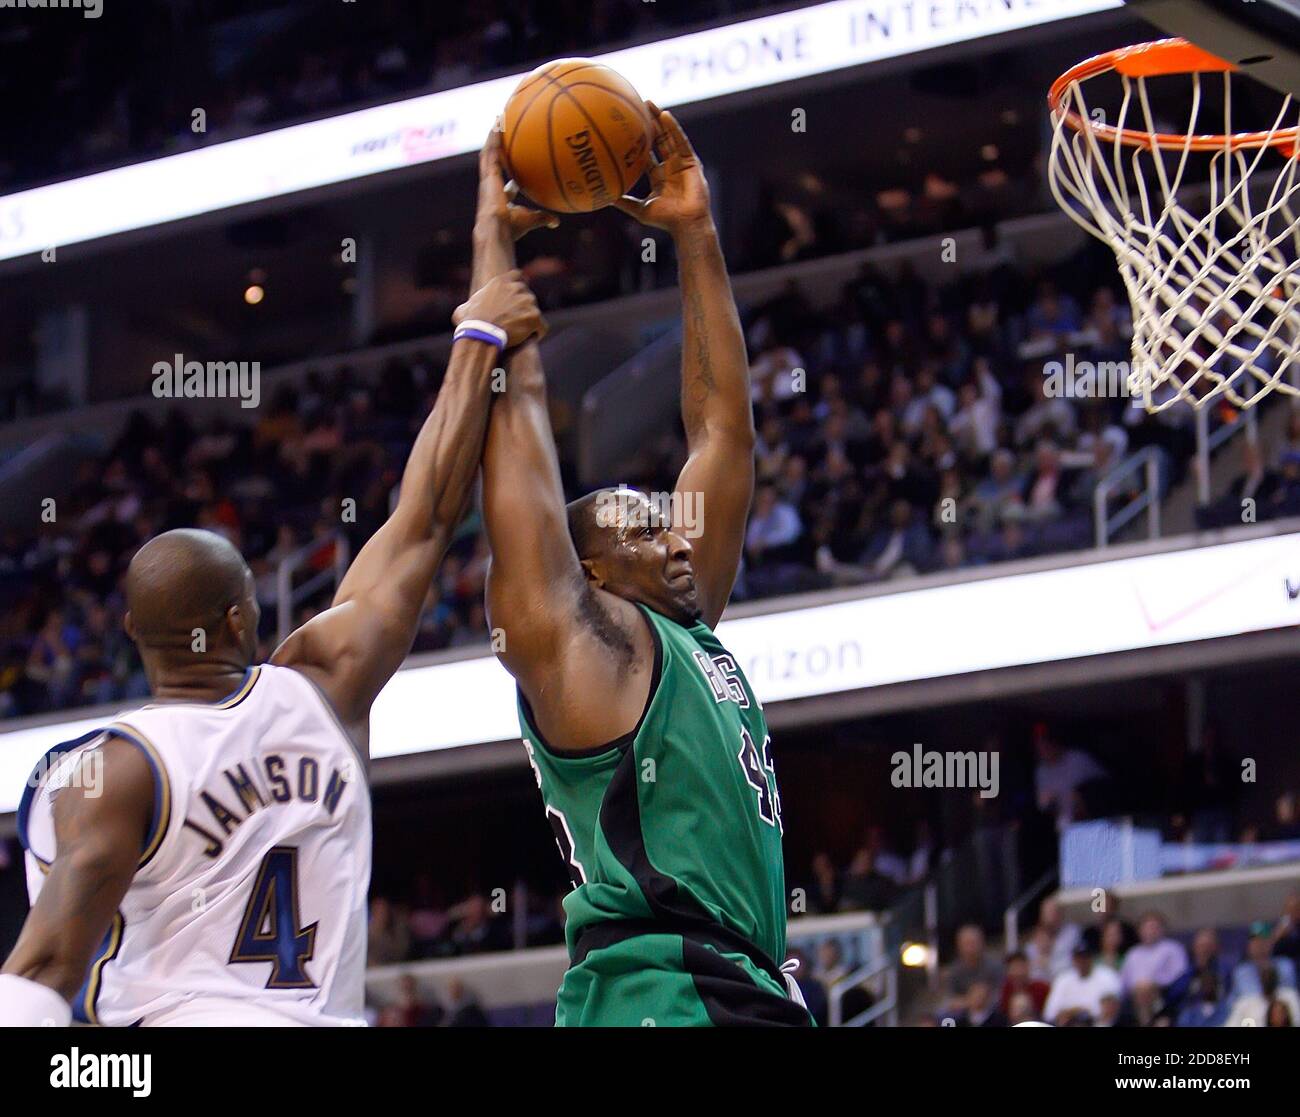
[1195, 401, 1259, 505]
[829, 955, 899, 1027]
[1093, 445, 1163, 548]
[273, 531, 351, 644]
[577, 325, 682, 485]
[1002, 867, 1058, 954]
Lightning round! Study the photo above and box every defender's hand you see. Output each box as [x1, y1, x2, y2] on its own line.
[612, 103, 712, 234]
[454, 270, 547, 347]
[476, 126, 559, 244]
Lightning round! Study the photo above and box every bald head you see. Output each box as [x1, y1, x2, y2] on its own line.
[564, 486, 701, 626]
[567, 489, 619, 560]
[125, 529, 257, 660]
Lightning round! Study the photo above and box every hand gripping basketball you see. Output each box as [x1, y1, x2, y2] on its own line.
[477, 125, 559, 244]
[611, 103, 714, 235]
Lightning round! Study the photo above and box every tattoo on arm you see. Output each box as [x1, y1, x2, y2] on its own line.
[685, 286, 715, 408]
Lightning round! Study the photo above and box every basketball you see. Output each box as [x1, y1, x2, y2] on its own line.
[501, 59, 654, 214]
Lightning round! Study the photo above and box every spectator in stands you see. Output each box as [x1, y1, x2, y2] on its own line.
[1268, 790, 1300, 841]
[749, 344, 806, 404]
[367, 897, 411, 967]
[377, 974, 443, 1027]
[949, 358, 1002, 461]
[1120, 912, 1189, 995]
[838, 847, 898, 912]
[1166, 927, 1228, 1013]
[808, 851, 841, 914]
[1043, 945, 1122, 1026]
[443, 977, 491, 1027]
[1095, 991, 1124, 1027]
[907, 818, 935, 884]
[1266, 998, 1295, 1026]
[965, 448, 1024, 533]
[863, 824, 911, 887]
[744, 483, 804, 593]
[1033, 723, 1108, 832]
[407, 875, 451, 959]
[1231, 924, 1298, 997]
[1082, 891, 1139, 955]
[1006, 990, 1038, 1026]
[944, 924, 1003, 1013]
[1000, 950, 1050, 1019]
[1083, 286, 1132, 351]
[1226, 963, 1300, 1027]
[956, 979, 1008, 1027]
[787, 947, 829, 1026]
[1017, 440, 1068, 524]
[1094, 915, 1131, 975]
[1025, 896, 1082, 979]
[1025, 281, 1083, 341]
[815, 939, 850, 989]
[448, 893, 511, 955]
[25, 609, 78, 712]
[906, 365, 956, 427]
[1014, 375, 1077, 449]
[1174, 934, 1231, 1027]
[1124, 980, 1173, 1027]
[1272, 892, 1300, 964]
[860, 498, 932, 580]
[1263, 450, 1300, 520]
[1024, 923, 1057, 984]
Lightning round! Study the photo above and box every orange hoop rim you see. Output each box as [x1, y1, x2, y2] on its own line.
[1049, 38, 1298, 155]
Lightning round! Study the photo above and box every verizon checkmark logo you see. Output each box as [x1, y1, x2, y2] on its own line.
[1132, 551, 1291, 634]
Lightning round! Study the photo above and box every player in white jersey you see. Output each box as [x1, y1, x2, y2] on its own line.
[18, 664, 371, 1026]
[0, 133, 553, 1028]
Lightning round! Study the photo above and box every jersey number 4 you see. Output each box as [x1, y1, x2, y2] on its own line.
[737, 727, 783, 833]
[229, 846, 319, 989]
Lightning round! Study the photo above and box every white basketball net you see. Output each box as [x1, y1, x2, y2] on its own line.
[1049, 60, 1300, 412]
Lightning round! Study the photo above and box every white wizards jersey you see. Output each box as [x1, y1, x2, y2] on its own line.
[18, 664, 371, 1027]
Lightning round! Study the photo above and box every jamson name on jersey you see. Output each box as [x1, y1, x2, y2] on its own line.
[182, 753, 353, 858]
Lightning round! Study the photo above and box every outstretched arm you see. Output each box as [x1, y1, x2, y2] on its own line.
[480, 339, 586, 672]
[467, 124, 585, 678]
[1, 738, 153, 1023]
[272, 132, 549, 737]
[615, 106, 754, 627]
[479, 334, 653, 749]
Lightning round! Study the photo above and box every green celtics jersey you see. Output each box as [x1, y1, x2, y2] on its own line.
[520, 603, 804, 1026]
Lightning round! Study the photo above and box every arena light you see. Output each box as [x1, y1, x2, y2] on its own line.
[900, 942, 931, 968]
[0, 0, 1120, 263]
[2, 525, 1297, 816]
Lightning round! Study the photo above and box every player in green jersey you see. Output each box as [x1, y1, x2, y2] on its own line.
[467, 105, 812, 1026]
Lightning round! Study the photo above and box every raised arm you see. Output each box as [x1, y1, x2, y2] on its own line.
[473, 143, 651, 748]
[614, 106, 754, 627]
[272, 132, 549, 737]
[1, 738, 153, 1024]
[480, 338, 588, 675]
[463, 124, 585, 678]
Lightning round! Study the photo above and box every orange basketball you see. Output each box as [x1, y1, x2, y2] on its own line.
[501, 59, 654, 214]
